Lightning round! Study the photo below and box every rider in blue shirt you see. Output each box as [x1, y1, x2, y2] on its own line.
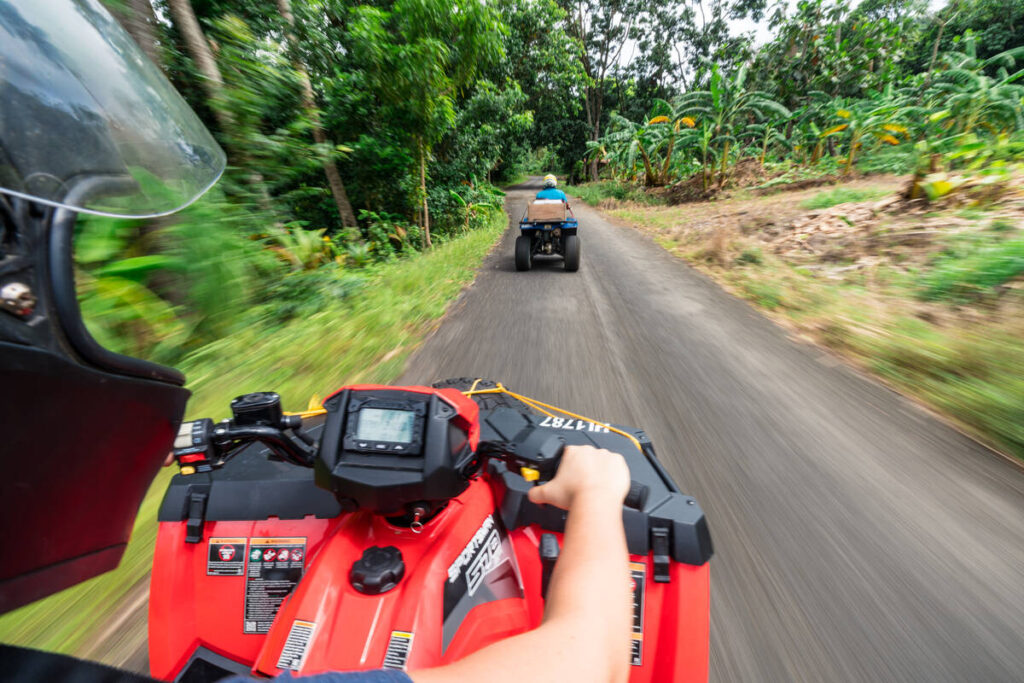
[536, 174, 568, 202]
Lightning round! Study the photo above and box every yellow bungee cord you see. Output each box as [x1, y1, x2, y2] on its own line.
[287, 379, 644, 455]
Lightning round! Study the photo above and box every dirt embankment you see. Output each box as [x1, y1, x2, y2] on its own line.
[651, 159, 848, 205]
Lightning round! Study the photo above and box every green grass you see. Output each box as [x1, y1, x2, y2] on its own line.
[0, 210, 506, 659]
[919, 233, 1024, 302]
[845, 317, 1024, 457]
[800, 186, 893, 209]
[501, 172, 529, 188]
[565, 180, 665, 207]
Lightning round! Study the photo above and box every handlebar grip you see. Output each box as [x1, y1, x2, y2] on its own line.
[624, 481, 649, 510]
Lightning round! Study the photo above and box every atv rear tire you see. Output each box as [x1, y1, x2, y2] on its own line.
[515, 235, 532, 271]
[564, 234, 580, 272]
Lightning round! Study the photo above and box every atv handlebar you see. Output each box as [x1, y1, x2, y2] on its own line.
[174, 406, 649, 511]
[477, 431, 649, 511]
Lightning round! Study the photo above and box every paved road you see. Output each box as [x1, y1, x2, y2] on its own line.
[400, 178, 1024, 681]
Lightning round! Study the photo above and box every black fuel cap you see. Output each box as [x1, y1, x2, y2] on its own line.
[350, 546, 405, 595]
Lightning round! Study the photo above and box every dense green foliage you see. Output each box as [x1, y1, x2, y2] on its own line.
[591, 28, 1024, 192]
[93, 0, 577, 360]
[93, 1, 1024, 364]
[91, 0, 1024, 382]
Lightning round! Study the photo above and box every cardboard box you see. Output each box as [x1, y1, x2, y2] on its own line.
[527, 201, 566, 223]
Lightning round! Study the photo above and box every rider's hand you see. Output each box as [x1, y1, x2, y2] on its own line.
[527, 445, 630, 510]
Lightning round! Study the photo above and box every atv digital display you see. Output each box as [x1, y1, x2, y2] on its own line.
[356, 408, 415, 444]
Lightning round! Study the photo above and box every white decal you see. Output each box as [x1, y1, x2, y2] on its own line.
[448, 516, 496, 583]
[277, 620, 316, 671]
[466, 529, 505, 596]
[538, 416, 609, 433]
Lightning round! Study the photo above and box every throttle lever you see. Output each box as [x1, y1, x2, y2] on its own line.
[624, 481, 649, 510]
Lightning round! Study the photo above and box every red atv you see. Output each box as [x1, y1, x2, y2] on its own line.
[149, 379, 712, 681]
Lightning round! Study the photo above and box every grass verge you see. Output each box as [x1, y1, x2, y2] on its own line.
[0, 210, 506, 661]
[799, 186, 892, 209]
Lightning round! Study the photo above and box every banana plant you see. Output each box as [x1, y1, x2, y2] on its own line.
[448, 190, 496, 232]
[694, 122, 719, 191]
[601, 113, 660, 185]
[675, 64, 791, 185]
[744, 121, 791, 165]
[583, 140, 610, 179]
[820, 90, 911, 175]
[927, 36, 1024, 136]
[646, 98, 697, 184]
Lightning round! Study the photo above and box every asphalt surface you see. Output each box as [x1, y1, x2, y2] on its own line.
[398, 178, 1024, 681]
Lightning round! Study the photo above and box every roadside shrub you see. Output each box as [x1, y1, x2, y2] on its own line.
[359, 210, 418, 260]
[736, 247, 764, 265]
[566, 181, 664, 206]
[263, 268, 366, 322]
[856, 146, 915, 175]
[919, 233, 1024, 302]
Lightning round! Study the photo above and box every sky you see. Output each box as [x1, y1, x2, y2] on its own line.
[733, 0, 947, 47]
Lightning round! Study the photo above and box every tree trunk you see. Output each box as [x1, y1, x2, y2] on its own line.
[924, 25, 945, 91]
[277, 0, 358, 228]
[638, 142, 656, 186]
[844, 134, 859, 176]
[165, 0, 232, 134]
[586, 85, 603, 181]
[719, 140, 731, 185]
[661, 136, 675, 184]
[111, 0, 162, 69]
[166, 0, 275, 210]
[419, 142, 431, 249]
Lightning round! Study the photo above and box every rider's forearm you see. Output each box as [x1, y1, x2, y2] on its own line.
[412, 492, 631, 683]
[546, 492, 630, 619]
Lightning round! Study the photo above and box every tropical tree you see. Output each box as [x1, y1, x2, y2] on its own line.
[347, 0, 504, 247]
[277, 0, 358, 227]
[559, 0, 643, 181]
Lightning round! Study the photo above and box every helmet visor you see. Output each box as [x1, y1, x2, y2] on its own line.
[0, 0, 225, 218]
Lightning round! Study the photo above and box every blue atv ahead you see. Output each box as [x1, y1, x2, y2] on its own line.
[515, 202, 580, 272]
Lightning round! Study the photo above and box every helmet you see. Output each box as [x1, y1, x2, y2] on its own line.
[0, 0, 225, 218]
[543, 174, 557, 188]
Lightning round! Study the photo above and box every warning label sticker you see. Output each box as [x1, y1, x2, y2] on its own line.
[276, 619, 316, 671]
[244, 537, 306, 634]
[207, 538, 247, 576]
[630, 561, 645, 666]
[382, 630, 414, 670]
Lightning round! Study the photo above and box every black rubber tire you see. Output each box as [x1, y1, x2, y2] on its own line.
[563, 234, 580, 272]
[515, 235, 532, 271]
